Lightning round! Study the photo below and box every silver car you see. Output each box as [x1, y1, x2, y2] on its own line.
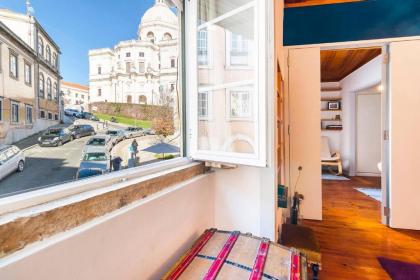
[0, 145, 25, 181]
[78, 147, 111, 175]
[84, 135, 113, 152]
[106, 129, 126, 145]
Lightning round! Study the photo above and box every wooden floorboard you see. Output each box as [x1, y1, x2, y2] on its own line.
[302, 176, 420, 280]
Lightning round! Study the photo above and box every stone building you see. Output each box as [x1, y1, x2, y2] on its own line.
[88, 0, 178, 106]
[0, 7, 61, 144]
[61, 81, 89, 111]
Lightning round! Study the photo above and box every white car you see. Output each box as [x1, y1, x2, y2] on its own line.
[0, 145, 25, 181]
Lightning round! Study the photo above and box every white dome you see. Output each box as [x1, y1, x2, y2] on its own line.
[140, 1, 177, 27]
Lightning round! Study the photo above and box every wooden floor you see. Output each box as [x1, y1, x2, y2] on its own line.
[302, 176, 420, 280]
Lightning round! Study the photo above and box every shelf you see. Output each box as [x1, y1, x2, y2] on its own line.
[322, 128, 343, 131]
[321, 98, 342, 102]
[321, 88, 342, 92]
[321, 109, 342, 112]
[321, 118, 342, 121]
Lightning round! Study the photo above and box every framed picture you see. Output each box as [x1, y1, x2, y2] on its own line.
[328, 101, 340, 110]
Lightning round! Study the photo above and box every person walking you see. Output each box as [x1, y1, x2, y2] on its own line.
[131, 139, 138, 158]
[111, 156, 123, 171]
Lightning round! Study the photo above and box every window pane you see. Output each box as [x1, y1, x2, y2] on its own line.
[0, 1, 182, 198]
[197, 0, 256, 154]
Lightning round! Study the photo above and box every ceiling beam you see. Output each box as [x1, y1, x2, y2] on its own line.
[285, 0, 364, 8]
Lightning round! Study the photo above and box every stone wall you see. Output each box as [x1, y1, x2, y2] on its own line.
[90, 102, 173, 121]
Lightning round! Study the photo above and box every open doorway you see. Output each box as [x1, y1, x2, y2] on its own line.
[320, 47, 386, 223]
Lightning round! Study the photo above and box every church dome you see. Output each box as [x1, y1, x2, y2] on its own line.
[140, 0, 177, 27]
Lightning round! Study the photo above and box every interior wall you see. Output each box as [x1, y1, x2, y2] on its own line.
[0, 175, 215, 280]
[340, 55, 382, 175]
[287, 47, 322, 220]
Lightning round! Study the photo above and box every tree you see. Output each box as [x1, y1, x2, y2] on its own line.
[152, 117, 174, 138]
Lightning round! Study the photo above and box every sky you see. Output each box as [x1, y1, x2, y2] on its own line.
[0, 0, 156, 85]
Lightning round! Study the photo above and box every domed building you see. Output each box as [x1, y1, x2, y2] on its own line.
[88, 0, 178, 106]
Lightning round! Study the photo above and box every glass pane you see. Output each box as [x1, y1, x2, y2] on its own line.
[197, 0, 256, 155]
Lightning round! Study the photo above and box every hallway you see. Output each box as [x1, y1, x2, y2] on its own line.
[303, 177, 420, 279]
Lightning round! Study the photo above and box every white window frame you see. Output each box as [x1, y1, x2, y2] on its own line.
[197, 29, 212, 68]
[9, 51, 18, 79]
[0, 97, 3, 122]
[24, 61, 32, 85]
[25, 104, 33, 125]
[186, 0, 267, 167]
[198, 91, 213, 120]
[226, 31, 252, 69]
[10, 101, 19, 124]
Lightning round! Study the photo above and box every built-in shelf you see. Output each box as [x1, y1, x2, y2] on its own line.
[321, 118, 342, 121]
[321, 97, 342, 102]
[321, 88, 342, 92]
[322, 128, 343, 131]
[321, 109, 342, 112]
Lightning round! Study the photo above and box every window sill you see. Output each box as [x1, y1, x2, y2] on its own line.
[0, 158, 205, 258]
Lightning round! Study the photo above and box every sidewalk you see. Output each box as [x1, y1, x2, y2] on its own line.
[13, 132, 42, 151]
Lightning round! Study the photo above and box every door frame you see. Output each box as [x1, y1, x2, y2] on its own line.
[285, 38, 395, 225]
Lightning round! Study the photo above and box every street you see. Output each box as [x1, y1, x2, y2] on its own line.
[0, 119, 179, 198]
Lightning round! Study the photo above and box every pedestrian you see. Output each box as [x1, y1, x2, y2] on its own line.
[131, 139, 138, 157]
[111, 156, 123, 171]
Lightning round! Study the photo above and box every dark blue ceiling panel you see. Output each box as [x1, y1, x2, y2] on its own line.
[284, 0, 420, 46]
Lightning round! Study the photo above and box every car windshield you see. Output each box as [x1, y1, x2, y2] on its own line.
[87, 138, 105, 146]
[69, 125, 80, 131]
[107, 131, 117, 136]
[45, 129, 61, 136]
[83, 153, 107, 161]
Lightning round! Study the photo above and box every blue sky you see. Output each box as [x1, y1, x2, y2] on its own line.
[0, 0, 155, 85]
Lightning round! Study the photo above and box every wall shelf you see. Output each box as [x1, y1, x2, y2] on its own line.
[322, 128, 343, 131]
[321, 97, 342, 102]
[321, 109, 342, 112]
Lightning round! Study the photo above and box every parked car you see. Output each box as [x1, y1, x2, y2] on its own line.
[64, 109, 82, 118]
[76, 168, 107, 179]
[106, 129, 126, 144]
[110, 117, 118, 123]
[90, 115, 99, 121]
[0, 145, 25, 181]
[69, 124, 95, 139]
[143, 128, 156, 135]
[82, 112, 94, 120]
[84, 135, 113, 152]
[78, 147, 111, 174]
[125, 127, 145, 138]
[38, 127, 72, 147]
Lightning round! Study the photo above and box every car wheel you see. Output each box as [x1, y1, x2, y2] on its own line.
[17, 160, 24, 172]
[57, 140, 63, 147]
[71, 135, 75, 141]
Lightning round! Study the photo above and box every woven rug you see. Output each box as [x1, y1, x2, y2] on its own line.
[378, 257, 420, 280]
[355, 187, 382, 202]
[322, 173, 350, 181]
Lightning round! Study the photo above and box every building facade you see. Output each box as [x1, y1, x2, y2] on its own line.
[61, 81, 89, 111]
[0, 8, 61, 144]
[89, 0, 178, 106]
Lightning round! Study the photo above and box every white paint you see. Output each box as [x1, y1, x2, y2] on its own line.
[340, 56, 382, 175]
[0, 174, 215, 280]
[389, 40, 420, 230]
[288, 47, 322, 220]
[356, 93, 381, 175]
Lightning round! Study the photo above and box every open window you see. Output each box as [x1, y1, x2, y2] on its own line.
[186, 0, 268, 167]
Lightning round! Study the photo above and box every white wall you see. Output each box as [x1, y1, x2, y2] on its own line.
[340, 55, 382, 175]
[0, 175, 215, 280]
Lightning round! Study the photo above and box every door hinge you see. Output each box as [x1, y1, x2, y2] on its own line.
[384, 206, 390, 217]
[384, 130, 389, 141]
[383, 53, 390, 64]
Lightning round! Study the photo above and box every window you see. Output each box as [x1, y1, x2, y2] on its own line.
[39, 73, 45, 98]
[98, 66, 102, 74]
[126, 52, 131, 57]
[198, 30, 208, 65]
[139, 52, 144, 57]
[48, 112, 52, 120]
[229, 90, 251, 119]
[171, 58, 176, 68]
[75, 93, 79, 98]
[47, 78, 52, 100]
[54, 82, 58, 100]
[54, 114, 58, 121]
[189, 0, 266, 166]
[24, 62, 32, 85]
[126, 95, 132, 103]
[46, 45, 51, 63]
[11, 101, 19, 123]
[198, 91, 209, 119]
[229, 32, 250, 66]
[147, 32, 155, 43]
[126, 62, 131, 73]
[81, 94, 85, 99]
[164, 32, 173, 40]
[139, 62, 145, 73]
[9, 51, 18, 79]
[25, 105, 33, 124]
[53, 53, 57, 68]
[40, 110, 46, 119]
[38, 37, 44, 57]
[139, 95, 147, 104]
[98, 88, 102, 96]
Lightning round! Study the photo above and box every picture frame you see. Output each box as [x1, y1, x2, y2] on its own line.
[328, 101, 340, 110]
